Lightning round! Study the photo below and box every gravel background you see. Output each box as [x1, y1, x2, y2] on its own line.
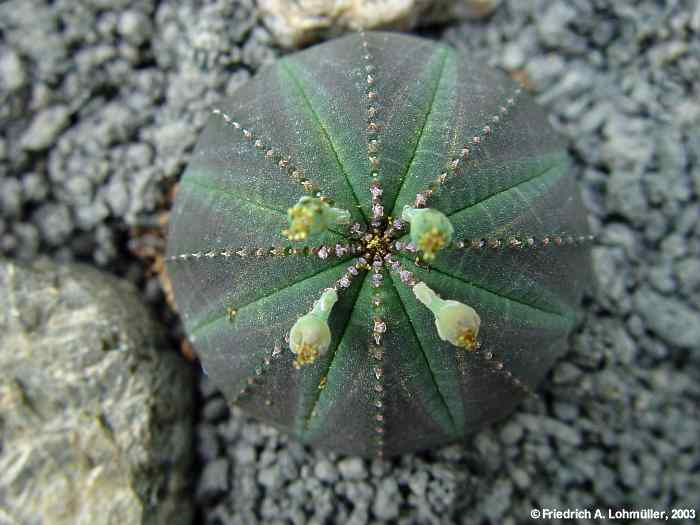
[1, 0, 699, 524]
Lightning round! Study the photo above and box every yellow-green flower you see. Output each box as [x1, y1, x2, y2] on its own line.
[289, 288, 338, 367]
[283, 196, 351, 240]
[413, 282, 480, 350]
[401, 206, 454, 260]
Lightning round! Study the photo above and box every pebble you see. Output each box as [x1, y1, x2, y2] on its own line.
[338, 458, 367, 481]
[197, 458, 230, 502]
[0, 50, 26, 91]
[373, 478, 400, 521]
[0, 178, 23, 218]
[203, 397, 229, 422]
[196, 424, 221, 462]
[32, 203, 73, 246]
[634, 286, 700, 349]
[118, 11, 153, 45]
[314, 459, 339, 483]
[499, 421, 524, 446]
[537, 3, 577, 46]
[20, 106, 72, 151]
[481, 478, 512, 521]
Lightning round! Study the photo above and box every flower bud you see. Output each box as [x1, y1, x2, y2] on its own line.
[413, 282, 480, 350]
[283, 196, 351, 240]
[401, 206, 454, 260]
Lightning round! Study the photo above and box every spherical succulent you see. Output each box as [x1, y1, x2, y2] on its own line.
[165, 31, 593, 457]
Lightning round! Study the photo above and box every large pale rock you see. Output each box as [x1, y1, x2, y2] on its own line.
[0, 259, 194, 525]
[259, 0, 501, 48]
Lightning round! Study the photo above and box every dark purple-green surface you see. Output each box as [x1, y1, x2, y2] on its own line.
[166, 32, 592, 457]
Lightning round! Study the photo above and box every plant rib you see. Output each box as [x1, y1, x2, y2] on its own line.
[386, 269, 459, 438]
[211, 108, 328, 200]
[387, 46, 449, 217]
[279, 60, 369, 223]
[414, 82, 524, 209]
[300, 271, 369, 436]
[189, 259, 353, 336]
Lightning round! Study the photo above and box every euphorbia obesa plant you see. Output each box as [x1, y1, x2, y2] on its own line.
[166, 31, 593, 457]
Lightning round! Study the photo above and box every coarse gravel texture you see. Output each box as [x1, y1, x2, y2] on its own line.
[1, 0, 699, 524]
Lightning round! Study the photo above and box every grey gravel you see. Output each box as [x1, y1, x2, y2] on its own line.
[0, 0, 265, 272]
[198, 458, 230, 503]
[0, 259, 194, 525]
[20, 105, 72, 151]
[2, 0, 699, 523]
[634, 286, 700, 349]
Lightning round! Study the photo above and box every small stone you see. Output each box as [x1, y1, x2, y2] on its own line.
[502, 41, 525, 70]
[553, 362, 582, 384]
[538, 2, 577, 45]
[317, 246, 329, 259]
[338, 457, 366, 480]
[634, 286, 699, 349]
[203, 397, 229, 422]
[258, 465, 282, 490]
[197, 458, 230, 502]
[234, 444, 257, 465]
[33, 203, 73, 246]
[0, 50, 26, 91]
[373, 477, 400, 520]
[196, 425, 221, 462]
[482, 478, 512, 521]
[499, 421, 523, 445]
[0, 178, 23, 217]
[675, 257, 700, 294]
[20, 105, 72, 151]
[118, 11, 153, 45]
[314, 460, 339, 483]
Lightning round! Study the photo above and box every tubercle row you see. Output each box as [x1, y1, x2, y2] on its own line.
[292, 241, 389, 458]
[229, 341, 283, 407]
[360, 31, 386, 229]
[393, 233, 595, 256]
[368, 252, 387, 459]
[411, 84, 524, 209]
[164, 242, 364, 263]
[211, 108, 339, 207]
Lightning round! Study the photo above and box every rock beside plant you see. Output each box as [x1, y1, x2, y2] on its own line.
[0, 259, 194, 525]
[259, 0, 501, 48]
